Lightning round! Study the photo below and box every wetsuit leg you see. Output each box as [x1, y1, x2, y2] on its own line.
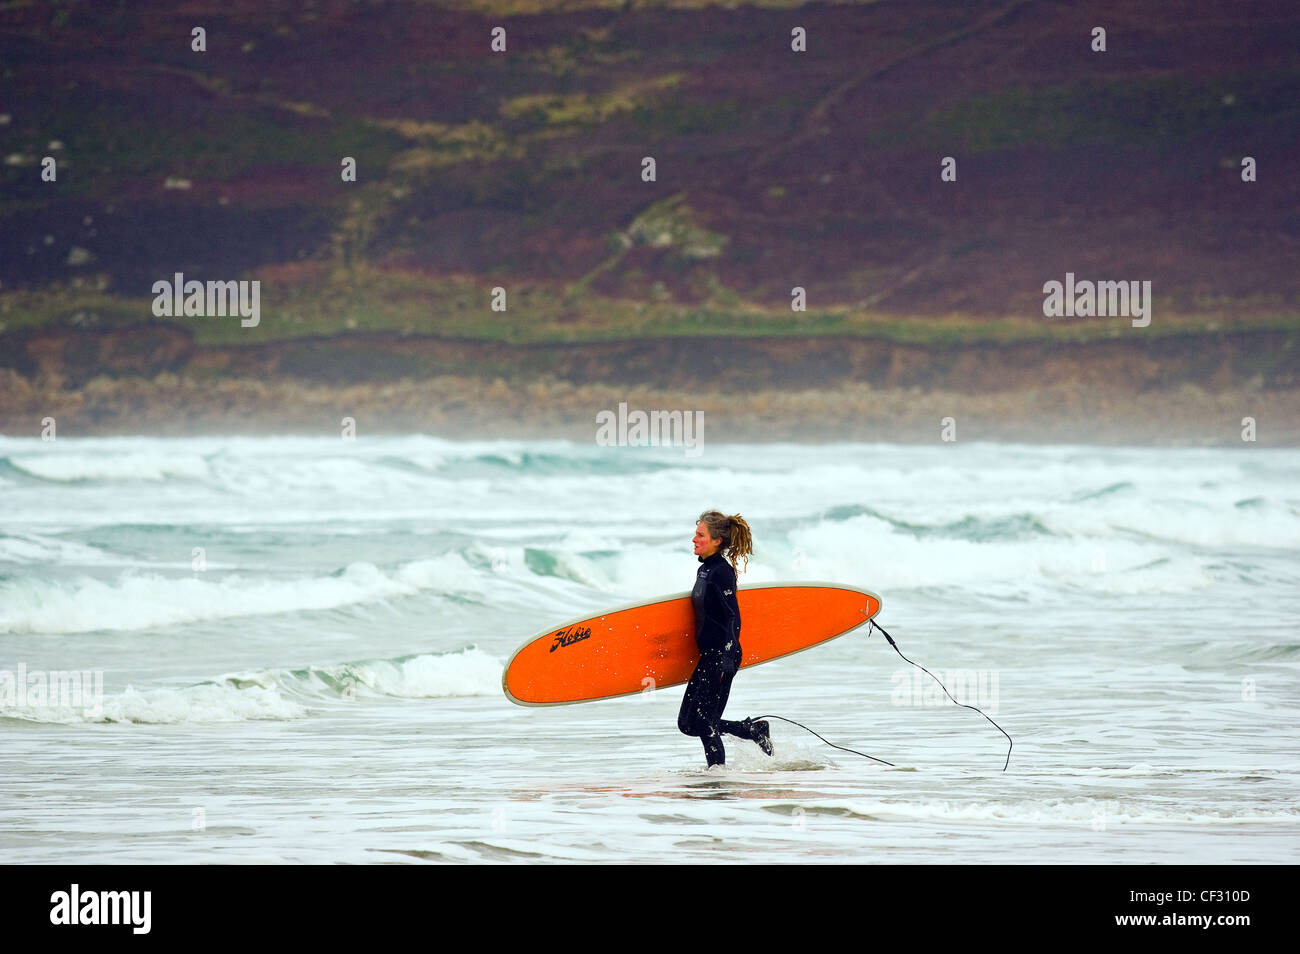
[719, 717, 755, 739]
[677, 654, 737, 766]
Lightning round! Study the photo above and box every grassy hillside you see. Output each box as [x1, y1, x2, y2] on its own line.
[2, 0, 1297, 355]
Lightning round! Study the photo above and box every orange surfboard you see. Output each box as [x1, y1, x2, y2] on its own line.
[502, 583, 882, 706]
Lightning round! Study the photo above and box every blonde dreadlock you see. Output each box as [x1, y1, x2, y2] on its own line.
[697, 510, 754, 575]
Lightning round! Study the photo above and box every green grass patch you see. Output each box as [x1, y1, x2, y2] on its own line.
[3, 270, 1297, 351]
[15, 89, 407, 196]
[874, 68, 1300, 152]
[628, 91, 750, 136]
[500, 73, 683, 127]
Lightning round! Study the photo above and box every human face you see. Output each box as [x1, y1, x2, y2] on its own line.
[693, 521, 721, 558]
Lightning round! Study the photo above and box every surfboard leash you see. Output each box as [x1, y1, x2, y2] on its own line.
[869, 619, 1013, 772]
[749, 714, 895, 767]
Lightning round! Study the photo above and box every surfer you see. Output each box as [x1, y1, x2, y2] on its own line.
[678, 510, 773, 767]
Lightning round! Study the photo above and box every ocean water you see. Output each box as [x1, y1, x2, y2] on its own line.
[1, 435, 1297, 864]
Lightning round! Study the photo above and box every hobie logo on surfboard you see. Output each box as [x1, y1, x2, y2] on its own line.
[550, 625, 592, 652]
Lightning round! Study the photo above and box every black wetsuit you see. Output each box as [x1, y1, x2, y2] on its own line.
[677, 552, 752, 766]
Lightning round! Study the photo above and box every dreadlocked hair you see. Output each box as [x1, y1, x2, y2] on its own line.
[697, 510, 754, 575]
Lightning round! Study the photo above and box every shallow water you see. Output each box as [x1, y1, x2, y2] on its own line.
[2, 436, 1296, 863]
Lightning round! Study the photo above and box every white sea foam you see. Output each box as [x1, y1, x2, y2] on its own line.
[228, 648, 503, 701]
[2, 649, 503, 724]
[7, 452, 212, 483]
[1, 682, 306, 725]
[0, 533, 120, 566]
[0, 553, 486, 634]
[100, 683, 308, 723]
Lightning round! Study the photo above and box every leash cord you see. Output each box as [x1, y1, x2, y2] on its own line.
[749, 713, 895, 767]
[870, 619, 1013, 772]
[746, 619, 1013, 772]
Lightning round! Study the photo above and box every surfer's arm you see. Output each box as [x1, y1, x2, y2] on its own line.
[706, 566, 741, 649]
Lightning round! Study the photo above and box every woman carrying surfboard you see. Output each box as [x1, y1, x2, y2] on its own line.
[679, 510, 773, 767]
